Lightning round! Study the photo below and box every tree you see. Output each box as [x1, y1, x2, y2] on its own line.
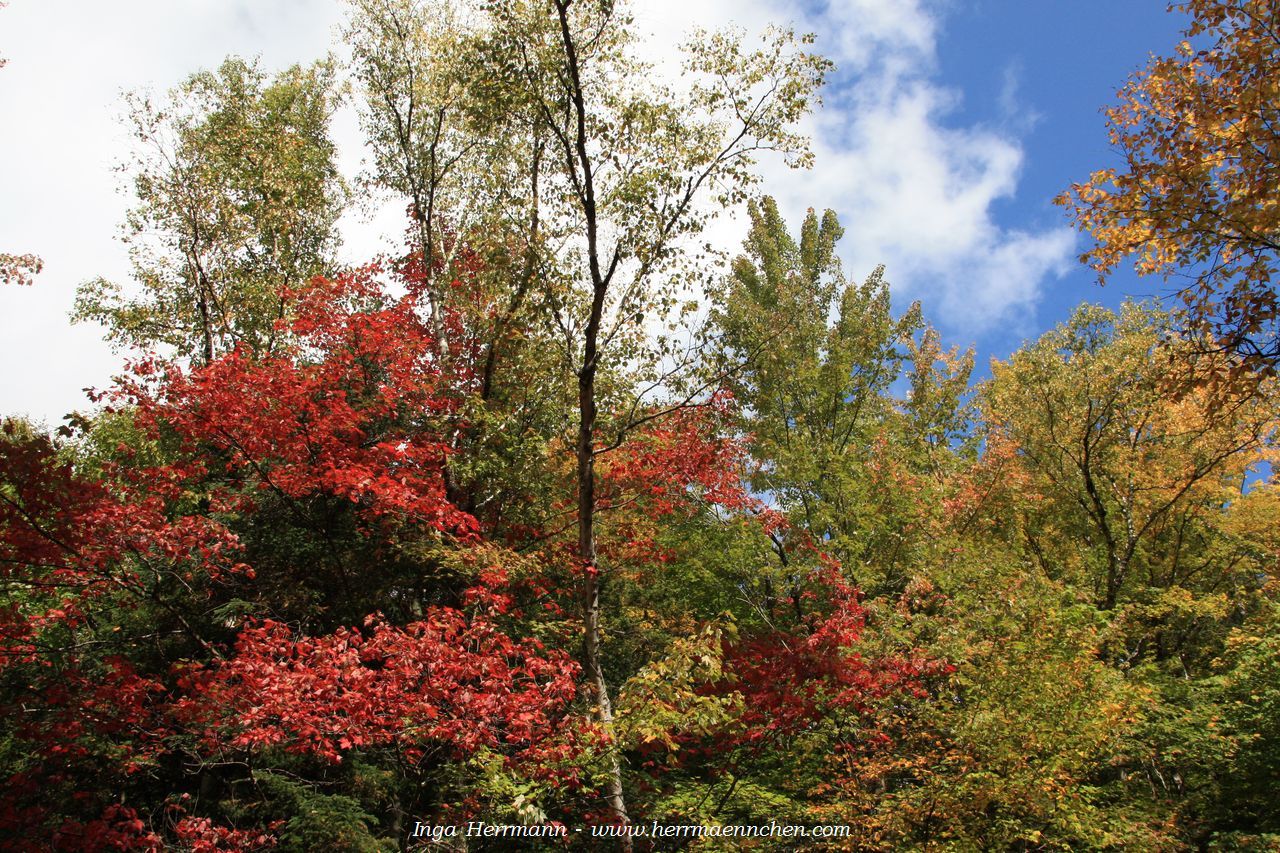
[712, 197, 972, 594]
[34, 2, 834, 836]
[1059, 0, 1280, 379]
[3, 245, 934, 847]
[848, 559, 1162, 850]
[344, 0, 574, 525]
[984, 302, 1275, 617]
[979, 302, 1280, 844]
[702, 202, 1169, 848]
[74, 57, 345, 363]
[423, 2, 831, 829]
[343, 0, 505, 350]
[1, 264, 590, 849]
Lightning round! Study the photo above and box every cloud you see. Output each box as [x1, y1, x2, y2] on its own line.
[790, 75, 1075, 332]
[0, 0, 342, 424]
[790, 0, 1074, 335]
[641, 0, 1075, 337]
[821, 0, 937, 77]
[998, 60, 1041, 133]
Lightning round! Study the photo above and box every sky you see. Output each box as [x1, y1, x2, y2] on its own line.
[0, 0, 1189, 426]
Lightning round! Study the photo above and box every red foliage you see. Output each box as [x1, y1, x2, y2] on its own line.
[177, 607, 578, 766]
[50, 804, 161, 853]
[0, 263, 584, 844]
[119, 268, 478, 538]
[599, 391, 754, 518]
[723, 570, 944, 747]
[0, 424, 245, 673]
[0, 798, 162, 853]
[0, 251, 947, 842]
[173, 816, 278, 852]
[592, 391, 766, 573]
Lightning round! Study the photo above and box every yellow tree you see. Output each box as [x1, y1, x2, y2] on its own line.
[1058, 0, 1280, 377]
[984, 302, 1276, 650]
[978, 303, 1280, 842]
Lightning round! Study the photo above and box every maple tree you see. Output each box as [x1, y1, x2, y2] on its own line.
[0, 258, 594, 848]
[1059, 0, 1280, 379]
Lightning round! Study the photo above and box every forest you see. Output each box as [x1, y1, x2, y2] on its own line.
[1, 0, 1279, 849]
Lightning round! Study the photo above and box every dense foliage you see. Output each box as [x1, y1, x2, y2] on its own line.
[2, 0, 1278, 850]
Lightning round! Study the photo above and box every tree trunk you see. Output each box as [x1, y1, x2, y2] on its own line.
[553, 0, 631, 834]
[577, 350, 630, 831]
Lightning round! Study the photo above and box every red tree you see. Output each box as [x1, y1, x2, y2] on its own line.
[0, 265, 581, 849]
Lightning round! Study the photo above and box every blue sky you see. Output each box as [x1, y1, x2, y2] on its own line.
[0, 0, 1193, 422]
[926, 0, 1187, 366]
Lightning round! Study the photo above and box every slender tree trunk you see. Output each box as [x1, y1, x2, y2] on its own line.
[552, 0, 631, 834]
[196, 292, 214, 366]
[577, 336, 629, 832]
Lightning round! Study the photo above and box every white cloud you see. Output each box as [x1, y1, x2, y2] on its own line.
[789, 76, 1075, 332]
[773, 0, 1073, 335]
[822, 0, 937, 76]
[639, 0, 1074, 336]
[998, 60, 1041, 133]
[0, 0, 347, 425]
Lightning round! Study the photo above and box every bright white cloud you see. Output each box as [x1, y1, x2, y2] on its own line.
[0, 0, 347, 425]
[633, 0, 1074, 335]
[791, 76, 1075, 330]
[762, 0, 1073, 334]
[822, 0, 937, 76]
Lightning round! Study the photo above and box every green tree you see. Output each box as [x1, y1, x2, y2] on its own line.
[712, 196, 972, 595]
[344, 0, 573, 526]
[852, 558, 1164, 850]
[74, 57, 346, 363]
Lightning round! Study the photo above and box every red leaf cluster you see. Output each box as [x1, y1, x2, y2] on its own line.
[178, 609, 578, 765]
[724, 577, 943, 746]
[120, 269, 478, 537]
[172, 816, 278, 852]
[600, 391, 755, 518]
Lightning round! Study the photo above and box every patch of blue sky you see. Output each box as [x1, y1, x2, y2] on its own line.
[926, 0, 1188, 369]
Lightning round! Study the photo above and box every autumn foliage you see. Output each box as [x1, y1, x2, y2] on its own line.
[0, 251, 940, 849]
[4, 0, 1280, 849]
[1059, 0, 1280, 375]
